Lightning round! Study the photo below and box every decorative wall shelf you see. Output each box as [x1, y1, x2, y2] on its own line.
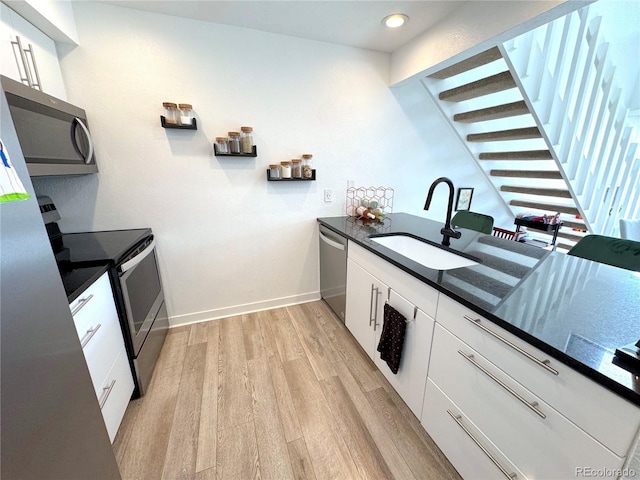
[160, 116, 197, 130]
[214, 145, 257, 157]
[267, 169, 316, 181]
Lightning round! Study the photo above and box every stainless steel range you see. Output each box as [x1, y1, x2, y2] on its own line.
[40, 197, 168, 398]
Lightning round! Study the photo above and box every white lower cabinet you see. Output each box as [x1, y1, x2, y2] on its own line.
[425, 324, 625, 479]
[436, 294, 640, 457]
[99, 347, 135, 442]
[70, 272, 134, 443]
[422, 378, 527, 480]
[373, 289, 433, 418]
[345, 242, 436, 417]
[340, 238, 639, 480]
[345, 258, 386, 359]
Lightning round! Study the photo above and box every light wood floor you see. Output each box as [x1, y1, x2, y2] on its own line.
[113, 300, 461, 480]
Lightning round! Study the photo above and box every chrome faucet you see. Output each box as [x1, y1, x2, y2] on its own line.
[424, 177, 462, 247]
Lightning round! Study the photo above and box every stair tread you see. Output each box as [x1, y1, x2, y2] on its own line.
[561, 220, 587, 230]
[510, 199, 580, 215]
[490, 170, 563, 179]
[467, 127, 541, 142]
[479, 150, 552, 160]
[557, 231, 586, 242]
[428, 47, 503, 79]
[439, 71, 516, 102]
[525, 229, 584, 242]
[500, 185, 572, 198]
[454, 101, 530, 123]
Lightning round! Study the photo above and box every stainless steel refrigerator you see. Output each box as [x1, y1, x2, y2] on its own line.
[1, 88, 121, 478]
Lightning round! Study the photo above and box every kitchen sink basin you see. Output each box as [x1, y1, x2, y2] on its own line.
[370, 234, 479, 270]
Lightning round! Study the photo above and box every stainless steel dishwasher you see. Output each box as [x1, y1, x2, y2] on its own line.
[319, 225, 347, 322]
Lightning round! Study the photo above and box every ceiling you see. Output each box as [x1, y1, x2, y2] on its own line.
[98, 1, 466, 53]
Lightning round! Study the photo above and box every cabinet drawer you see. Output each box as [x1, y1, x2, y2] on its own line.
[98, 347, 134, 443]
[428, 324, 625, 479]
[422, 379, 526, 480]
[436, 294, 639, 456]
[348, 241, 439, 318]
[81, 307, 126, 396]
[70, 272, 115, 337]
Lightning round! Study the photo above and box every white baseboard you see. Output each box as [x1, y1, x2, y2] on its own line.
[168, 291, 322, 328]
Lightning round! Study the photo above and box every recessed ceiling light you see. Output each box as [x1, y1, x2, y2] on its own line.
[382, 14, 409, 28]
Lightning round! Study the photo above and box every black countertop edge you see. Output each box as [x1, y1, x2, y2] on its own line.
[62, 265, 110, 303]
[317, 217, 640, 407]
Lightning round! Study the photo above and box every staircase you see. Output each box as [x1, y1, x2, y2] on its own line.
[421, 4, 639, 251]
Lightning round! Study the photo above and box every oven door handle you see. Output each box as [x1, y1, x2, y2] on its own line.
[120, 238, 156, 273]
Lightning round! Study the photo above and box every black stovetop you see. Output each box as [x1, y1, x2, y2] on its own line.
[58, 228, 152, 266]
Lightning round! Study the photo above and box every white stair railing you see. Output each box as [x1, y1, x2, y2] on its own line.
[503, 4, 639, 237]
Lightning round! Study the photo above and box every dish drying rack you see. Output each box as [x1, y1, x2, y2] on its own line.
[346, 186, 394, 218]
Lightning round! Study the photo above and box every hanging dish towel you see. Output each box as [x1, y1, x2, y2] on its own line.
[377, 303, 407, 374]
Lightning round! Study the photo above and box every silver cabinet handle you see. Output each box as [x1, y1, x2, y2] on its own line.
[98, 380, 116, 409]
[369, 284, 376, 326]
[458, 350, 546, 419]
[11, 36, 32, 86]
[23, 42, 42, 90]
[71, 294, 94, 316]
[373, 287, 381, 331]
[463, 315, 559, 376]
[80, 323, 102, 348]
[447, 410, 517, 479]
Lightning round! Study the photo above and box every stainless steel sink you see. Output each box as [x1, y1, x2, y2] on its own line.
[370, 234, 479, 270]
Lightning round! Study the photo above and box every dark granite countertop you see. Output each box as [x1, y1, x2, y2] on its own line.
[318, 213, 640, 407]
[59, 265, 109, 303]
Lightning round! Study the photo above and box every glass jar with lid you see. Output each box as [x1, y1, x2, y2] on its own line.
[269, 164, 281, 180]
[215, 137, 229, 154]
[240, 126, 254, 154]
[291, 159, 302, 178]
[228, 132, 241, 154]
[163, 102, 179, 124]
[281, 161, 292, 179]
[178, 104, 193, 126]
[302, 154, 313, 179]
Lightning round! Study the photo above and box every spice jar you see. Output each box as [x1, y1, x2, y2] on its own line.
[281, 161, 292, 179]
[163, 102, 179, 124]
[215, 137, 229, 154]
[178, 104, 193, 125]
[269, 164, 281, 180]
[291, 159, 302, 178]
[228, 132, 241, 154]
[302, 154, 313, 179]
[240, 126, 254, 154]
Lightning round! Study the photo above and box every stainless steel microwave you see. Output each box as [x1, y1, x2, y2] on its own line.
[1, 75, 98, 176]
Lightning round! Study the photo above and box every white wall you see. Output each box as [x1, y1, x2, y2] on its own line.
[32, 2, 505, 326]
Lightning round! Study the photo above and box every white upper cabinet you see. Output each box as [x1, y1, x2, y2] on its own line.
[0, 2, 67, 100]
